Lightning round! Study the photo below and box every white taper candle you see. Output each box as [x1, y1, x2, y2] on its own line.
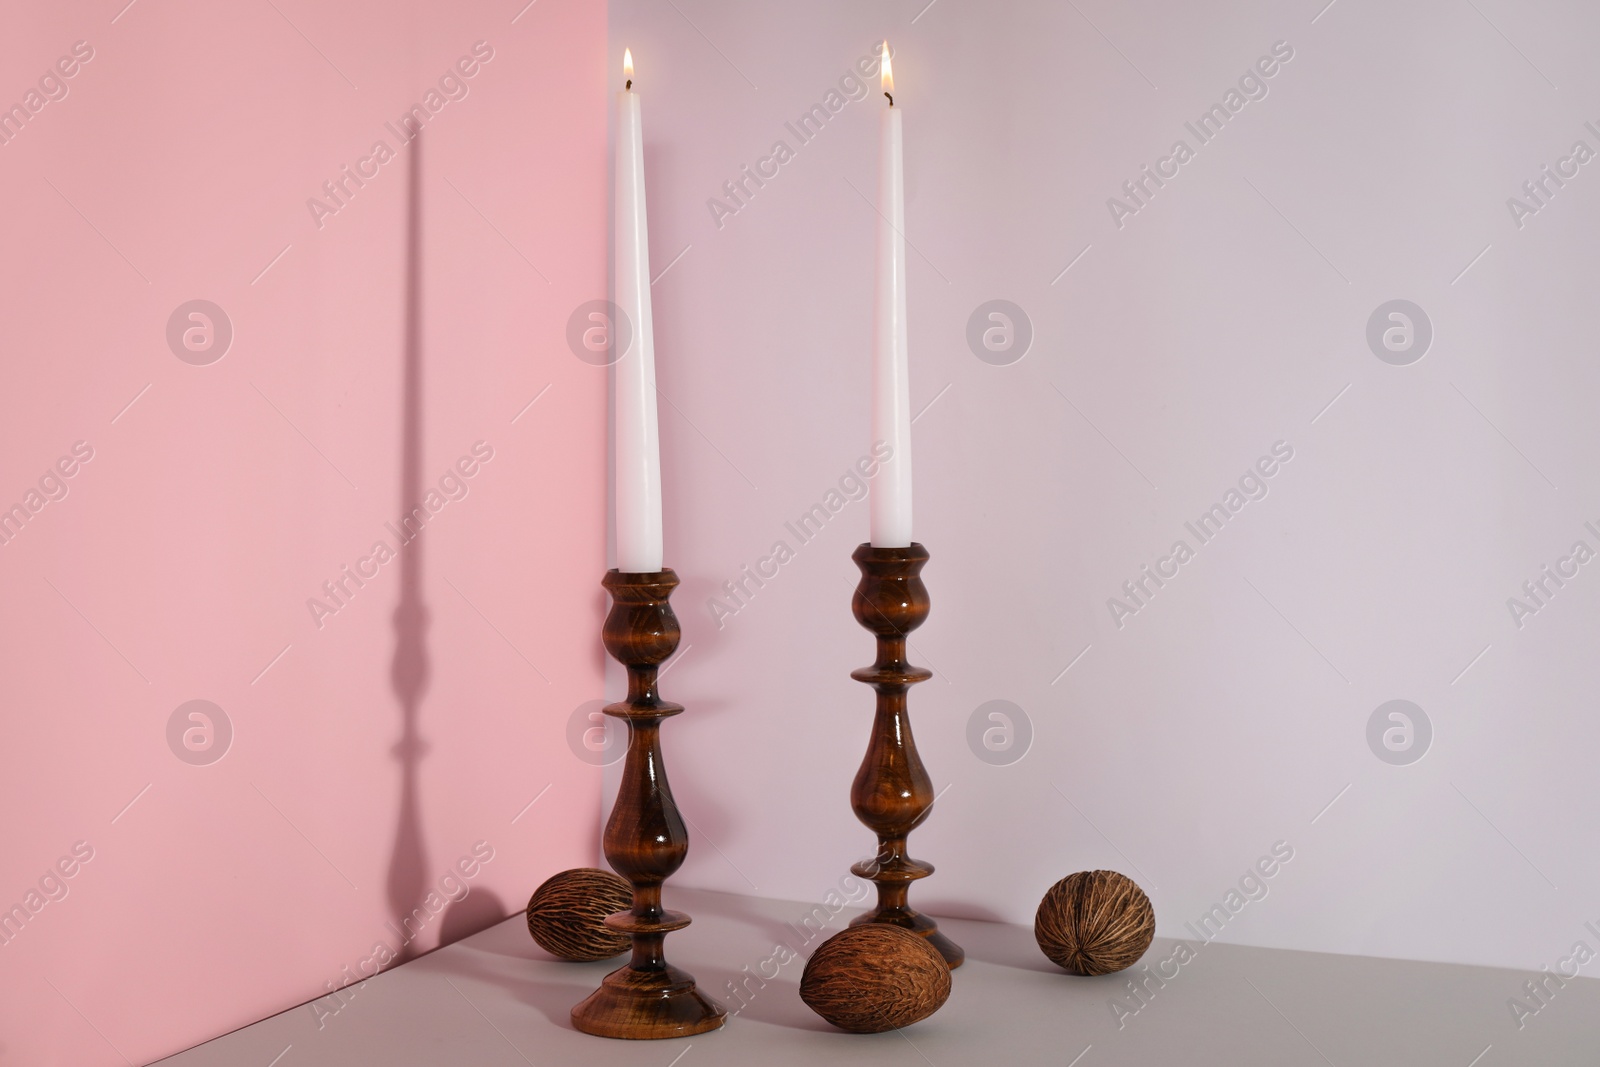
[869, 42, 913, 548]
[614, 49, 664, 573]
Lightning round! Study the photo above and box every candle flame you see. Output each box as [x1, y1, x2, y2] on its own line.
[880, 41, 893, 95]
[623, 48, 634, 82]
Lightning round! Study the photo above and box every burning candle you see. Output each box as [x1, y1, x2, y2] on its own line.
[614, 48, 664, 573]
[869, 41, 913, 549]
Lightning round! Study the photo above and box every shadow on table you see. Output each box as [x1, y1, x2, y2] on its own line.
[427, 904, 839, 1033]
[439, 890, 509, 947]
[424, 942, 612, 1031]
[701, 888, 1064, 979]
[670, 891, 896, 1033]
[696, 968, 836, 1034]
[688, 887, 854, 950]
[944, 914, 1063, 975]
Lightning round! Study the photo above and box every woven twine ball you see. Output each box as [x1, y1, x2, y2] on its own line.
[525, 868, 633, 962]
[1034, 870, 1155, 976]
[799, 925, 952, 1033]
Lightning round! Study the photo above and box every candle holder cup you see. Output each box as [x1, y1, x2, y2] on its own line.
[846, 542, 963, 968]
[571, 568, 726, 1040]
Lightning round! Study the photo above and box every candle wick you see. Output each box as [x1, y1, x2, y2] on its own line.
[626, 78, 632, 90]
[884, 91, 893, 106]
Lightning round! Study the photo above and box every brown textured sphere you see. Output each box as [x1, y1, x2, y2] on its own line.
[1035, 870, 1155, 976]
[800, 925, 952, 1033]
[525, 868, 633, 962]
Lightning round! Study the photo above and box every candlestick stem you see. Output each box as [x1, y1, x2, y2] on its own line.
[846, 542, 963, 968]
[571, 569, 726, 1040]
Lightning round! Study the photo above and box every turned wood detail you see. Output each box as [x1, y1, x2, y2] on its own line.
[846, 543, 964, 968]
[570, 569, 726, 1040]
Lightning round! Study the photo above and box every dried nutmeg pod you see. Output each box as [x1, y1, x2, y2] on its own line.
[800, 925, 952, 1033]
[1034, 869, 1155, 976]
[525, 867, 633, 962]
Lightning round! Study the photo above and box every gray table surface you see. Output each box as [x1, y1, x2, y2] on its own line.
[157, 886, 1599, 1066]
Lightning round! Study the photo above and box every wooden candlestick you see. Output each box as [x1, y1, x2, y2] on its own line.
[846, 543, 963, 968]
[571, 569, 727, 1040]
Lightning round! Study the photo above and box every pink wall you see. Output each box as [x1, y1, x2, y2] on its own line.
[0, 1, 607, 1063]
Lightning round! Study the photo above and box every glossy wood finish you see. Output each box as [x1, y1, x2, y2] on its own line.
[846, 543, 964, 968]
[571, 569, 727, 1040]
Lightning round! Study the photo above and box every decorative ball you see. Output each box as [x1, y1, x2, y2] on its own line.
[1034, 870, 1155, 976]
[800, 925, 952, 1033]
[525, 868, 633, 962]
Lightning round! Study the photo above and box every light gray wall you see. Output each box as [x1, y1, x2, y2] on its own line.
[606, 0, 1600, 972]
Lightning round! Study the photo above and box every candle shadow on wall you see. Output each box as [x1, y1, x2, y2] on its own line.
[387, 131, 433, 963]
[386, 132, 508, 957]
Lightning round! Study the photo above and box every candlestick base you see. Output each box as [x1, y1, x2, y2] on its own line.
[846, 543, 963, 970]
[571, 959, 727, 1040]
[571, 569, 726, 1040]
